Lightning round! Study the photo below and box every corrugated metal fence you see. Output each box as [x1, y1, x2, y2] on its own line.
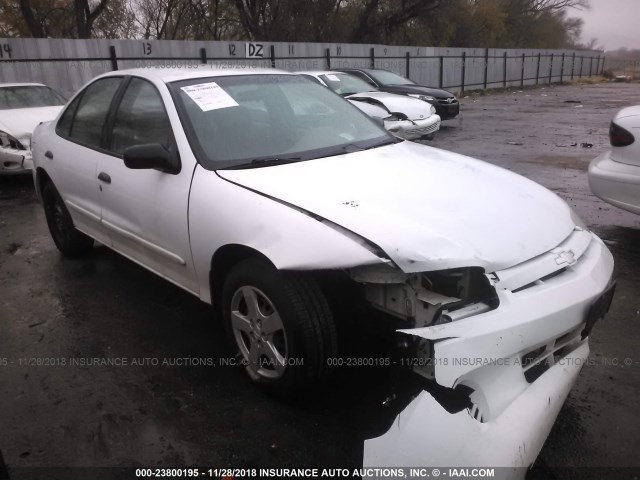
[0, 38, 604, 98]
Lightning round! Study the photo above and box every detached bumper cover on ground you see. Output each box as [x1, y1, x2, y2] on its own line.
[364, 233, 614, 472]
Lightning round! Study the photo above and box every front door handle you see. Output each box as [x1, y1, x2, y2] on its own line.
[98, 172, 111, 184]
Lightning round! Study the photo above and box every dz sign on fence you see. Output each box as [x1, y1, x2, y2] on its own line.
[246, 43, 264, 58]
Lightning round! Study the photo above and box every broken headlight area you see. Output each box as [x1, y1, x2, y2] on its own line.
[0, 131, 27, 151]
[349, 265, 499, 329]
[383, 113, 408, 122]
[348, 265, 499, 381]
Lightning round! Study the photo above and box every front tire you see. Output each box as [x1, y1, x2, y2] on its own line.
[222, 258, 337, 396]
[42, 182, 94, 258]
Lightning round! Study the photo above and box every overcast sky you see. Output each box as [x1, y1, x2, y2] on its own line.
[571, 0, 640, 51]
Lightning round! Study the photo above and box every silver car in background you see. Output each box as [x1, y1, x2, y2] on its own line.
[297, 71, 441, 140]
[0, 83, 66, 174]
[589, 106, 640, 214]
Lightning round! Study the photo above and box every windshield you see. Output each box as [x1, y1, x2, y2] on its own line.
[368, 70, 415, 86]
[0, 86, 66, 109]
[319, 73, 377, 96]
[172, 75, 393, 169]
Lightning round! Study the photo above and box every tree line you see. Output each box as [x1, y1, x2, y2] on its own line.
[0, 0, 596, 50]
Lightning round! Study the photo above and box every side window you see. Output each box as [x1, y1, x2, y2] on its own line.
[109, 78, 173, 155]
[56, 95, 82, 137]
[68, 77, 122, 147]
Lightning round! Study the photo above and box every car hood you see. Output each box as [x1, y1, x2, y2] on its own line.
[0, 106, 63, 140]
[383, 84, 455, 99]
[218, 141, 575, 273]
[347, 99, 389, 119]
[346, 92, 433, 120]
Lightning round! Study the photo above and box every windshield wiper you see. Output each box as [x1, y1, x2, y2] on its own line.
[223, 156, 303, 170]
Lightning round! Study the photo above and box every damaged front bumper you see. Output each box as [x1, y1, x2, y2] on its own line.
[385, 115, 441, 141]
[363, 232, 614, 472]
[0, 146, 32, 174]
[365, 342, 587, 477]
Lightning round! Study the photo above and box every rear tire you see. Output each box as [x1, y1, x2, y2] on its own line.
[42, 182, 94, 258]
[222, 258, 337, 397]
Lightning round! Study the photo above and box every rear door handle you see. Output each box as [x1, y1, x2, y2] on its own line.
[97, 172, 111, 184]
[44, 151, 53, 159]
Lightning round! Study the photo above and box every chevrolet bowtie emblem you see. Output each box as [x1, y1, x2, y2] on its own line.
[554, 250, 576, 265]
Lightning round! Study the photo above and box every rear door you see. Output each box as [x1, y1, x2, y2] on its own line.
[45, 77, 124, 244]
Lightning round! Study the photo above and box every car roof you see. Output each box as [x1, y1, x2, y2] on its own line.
[339, 68, 400, 76]
[0, 82, 47, 88]
[96, 66, 295, 84]
[295, 70, 347, 77]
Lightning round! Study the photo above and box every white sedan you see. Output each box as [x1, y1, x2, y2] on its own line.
[297, 70, 441, 140]
[589, 106, 640, 214]
[32, 67, 614, 471]
[0, 83, 66, 174]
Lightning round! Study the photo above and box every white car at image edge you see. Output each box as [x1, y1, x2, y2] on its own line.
[31, 67, 614, 473]
[589, 105, 640, 214]
[297, 70, 441, 140]
[0, 83, 66, 174]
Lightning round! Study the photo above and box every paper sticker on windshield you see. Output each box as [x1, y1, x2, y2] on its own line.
[325, 74, 341, 82]
[181, 82, 238, 111]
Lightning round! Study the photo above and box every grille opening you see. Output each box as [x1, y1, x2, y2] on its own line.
[512, 267, 568, 294]
[522, 346, 546, 367]
[554, 326, 582, 348]
[524, 357, 551, 383]
[468, 404, 486, 423]
[539, 267, 567, 282]
[522, 329, 583, 384]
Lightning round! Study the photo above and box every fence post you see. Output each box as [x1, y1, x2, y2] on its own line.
[535, 52, 541, 85]
[200, 48, 207, 64]
[370, 47, 375, 69]
[270, 45, 276, 68]
[439, 55, 444, 88]
[461, 52, 466, 94]
[549, 54, 554, 83]
[109, 46, 118, 71]
[571, 52, 575, 80]
[503, 51, 507, 87]
[579, 56, 584, 77]
[483, 48, 489, 89]
[325, 48, 331, 69]
[560, 53, 565, 82]
[520, 53, 525, 88]
[589, 56, 594, 76]
[405, 52, 410, 78]
[601, 56, 606, 75]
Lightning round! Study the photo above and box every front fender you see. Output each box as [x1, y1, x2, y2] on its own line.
[188, 166, 387, 303]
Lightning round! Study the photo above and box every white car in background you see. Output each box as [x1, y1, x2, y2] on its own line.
[297, 70, 441, 140]
[32, 67, 614, 472]
[0, 83, 66, 174]
[589, 106, 640, 214]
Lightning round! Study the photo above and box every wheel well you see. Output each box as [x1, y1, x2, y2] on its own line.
[209, 244, 274, 308]
[35, 167, 52, 198]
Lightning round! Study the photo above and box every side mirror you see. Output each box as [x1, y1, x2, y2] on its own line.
[123, 143, 180, 174]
